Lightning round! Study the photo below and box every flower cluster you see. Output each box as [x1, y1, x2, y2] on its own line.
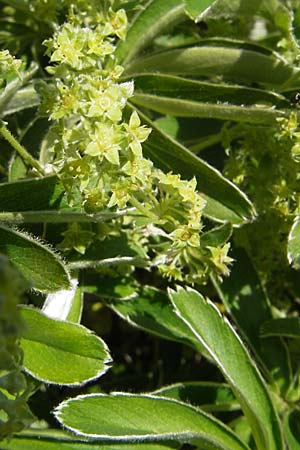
[0, 50, 21, 88]
[224, 119, 300, 306]
[40, 5, 231, 283]
[0, 257, 34, 439]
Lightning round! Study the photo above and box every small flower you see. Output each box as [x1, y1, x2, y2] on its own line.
[85, 122, 121, 165]
[124, 111, 151, 157]
[122, 158, 153, 183]
[208, 243, 233, 276]
[171, 225, 200, 248]
[58, 223, 95, 254]
[108, 179, 131, 208]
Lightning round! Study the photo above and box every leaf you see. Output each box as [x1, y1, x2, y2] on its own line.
[169, 286, 284, 450]
[0, 176, 67, 212]
[153, 382, 239, 411]
[68, 234, 147, 270]
[55, 393, 250, 449]
[115, 0, 185, 65]
[108, 286, 206, 354]
[42, 279, 83, 323]
[287, 215, 300, 269]
[0, 62, 38, 118]
[185, 0, 216, 21]
[130, 74, 288, 124]
[131, 74, 289, 107]
[83, 274, 138, 300]
[20, 306, 111, 385]
[0, 225, 71, 292]
[260, 318, 300, 338]
[201, 222, 232, 247]
[2, 85, 40, 117]
[212, 248, 291, 393]
[0, 430, 179, 450]
[137, 108, 255, 223]
[284, 410, 300, 450]
[124, 45, 298, 88]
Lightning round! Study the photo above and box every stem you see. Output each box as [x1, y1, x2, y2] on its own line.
[0, 121, 45, 176]
[0, 209, 136, 224]
[129, 195, 157, 220]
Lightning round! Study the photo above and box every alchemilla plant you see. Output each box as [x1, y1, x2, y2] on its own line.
[0, 0, 300, 449]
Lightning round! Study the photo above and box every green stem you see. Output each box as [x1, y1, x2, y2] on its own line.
[0, 209, 136, 224]
[0, 121, 45, 176]
[129, 195, 157, 220]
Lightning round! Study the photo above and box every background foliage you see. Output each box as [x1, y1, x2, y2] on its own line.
[0, 0, 300, 449]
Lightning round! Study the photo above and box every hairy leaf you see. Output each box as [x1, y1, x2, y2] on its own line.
[169, 287, 284, 450]
[212, 248, 291, 393]
[55, 393, 250, 449]
[20, 307, 111, 385]
[0, 225, 71, 292]
[0, 430, 179, 450]
[125, 46, 298, 88]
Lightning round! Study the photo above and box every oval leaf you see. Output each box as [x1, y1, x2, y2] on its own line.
[169, 287, 284, 450]
[55, 393, 250, 449]
[0, 225, 71, 292]
[20, 306, 111, 385]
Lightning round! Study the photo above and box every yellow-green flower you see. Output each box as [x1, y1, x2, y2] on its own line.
[124, 111, 151, 157]
[85, 123, 121, 165]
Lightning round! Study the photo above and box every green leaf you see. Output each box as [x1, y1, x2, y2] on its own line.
[2, 85, 40, 117]
[124, 45, 298, 88]
[137, 108, 255, 223]
[68, 234, 147, 270]
[260, 318, 300, 338]
[0, 63, 38, 118]
[169, 286, 284, 450]
[55, 393, 250, 449]
[83, 274, 138, 300]
[0, 176, 67, 212]
[131, 74, 289, 107]
[130, 74, 289, 124]
[20, 306, 111, 385]
[0, 225, 71, 292]
[0, 430, 179, 450]
[284, 410, 300, 450]
[201, 223, 232, 247]
[115, 0, 185, 65]
[42, 279, 83, 323]
[109, 286, 206, 354]
[185, 0, 216, 20]
[212, 248, 291, 393]
[153, 382, 239, 412]
[288, 215, 300, 269]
